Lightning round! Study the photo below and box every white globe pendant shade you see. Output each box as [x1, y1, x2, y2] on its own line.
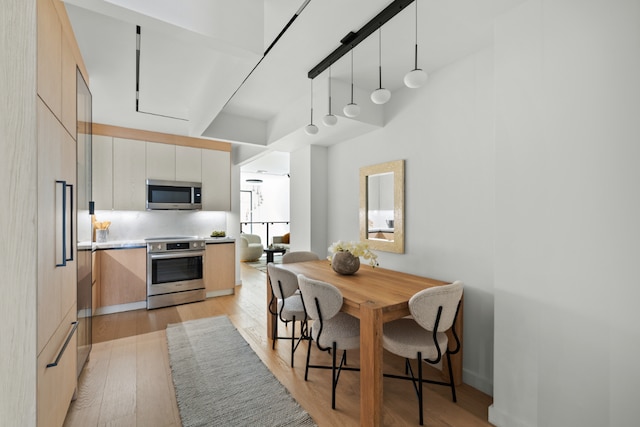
[370, 88, 391, 105]
[304, 123, 319, 135]
[404, 68, 428, 88]
[343, 103, 361, 118]
[322, 114, 338, 126]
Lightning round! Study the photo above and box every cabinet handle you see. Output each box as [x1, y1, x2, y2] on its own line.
[46, 321, 78, 368]
[65, 183, 73, 262]
[55, 180, 67, 267]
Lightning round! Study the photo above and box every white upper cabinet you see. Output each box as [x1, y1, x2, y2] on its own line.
[146, 142, 175, 181]
[202, 149, 231, 211]
[113, 138, 146, 210]
[92, 135, 113, 210]
[176, 145, 202, 183]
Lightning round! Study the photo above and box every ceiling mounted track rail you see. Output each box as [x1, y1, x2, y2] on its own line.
[307, 0, 414, 80]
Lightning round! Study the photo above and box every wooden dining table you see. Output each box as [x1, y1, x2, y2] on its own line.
[268, 260, 463, 427]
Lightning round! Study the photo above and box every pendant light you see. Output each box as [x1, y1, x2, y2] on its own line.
[304, 79, 318, 135]
[343, 48, 361, 118]
[404, 0, 428, 88]
[322, 66, 338, 126]
[370, 27, 391, 105]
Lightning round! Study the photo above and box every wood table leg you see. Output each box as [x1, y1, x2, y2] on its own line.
[266, 274, 276, 340]
[360, 302, 383, 427]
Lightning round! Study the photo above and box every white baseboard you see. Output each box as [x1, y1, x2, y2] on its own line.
[488, 404, 532, 427]
[95, 300, 147, 316]
[205, 289, 234, 298]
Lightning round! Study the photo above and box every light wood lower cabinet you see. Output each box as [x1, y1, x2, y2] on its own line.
[37, 305, 77, 427]
[204, 242, 235, 297]
[99, 248, 146, 308]
[92, 250, 100, 312]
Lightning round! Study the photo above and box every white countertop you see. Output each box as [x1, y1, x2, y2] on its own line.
[83, 236, 235, 251]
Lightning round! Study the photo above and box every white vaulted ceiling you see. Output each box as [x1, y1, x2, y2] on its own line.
[65, 0, 526, 162]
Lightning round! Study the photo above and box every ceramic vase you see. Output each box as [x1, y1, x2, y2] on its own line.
[331, 251, 360, 275]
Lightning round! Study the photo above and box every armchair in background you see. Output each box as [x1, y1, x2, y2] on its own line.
[272, 232, 291, 251]
[239, 233, 264, 262]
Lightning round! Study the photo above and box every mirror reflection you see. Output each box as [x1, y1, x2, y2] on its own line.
[367, 172, 395, 241]
[360, 160, 404, 254]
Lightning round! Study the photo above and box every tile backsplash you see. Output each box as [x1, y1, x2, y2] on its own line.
[90, 210, 228, 242]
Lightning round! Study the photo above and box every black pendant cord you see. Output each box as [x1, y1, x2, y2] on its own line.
[414, 0, 419, 70]
[328, 66, 333, 114]
[378, 28, 383, 89]
[309, 79, 314, 124]
[350, 49, 355, 103]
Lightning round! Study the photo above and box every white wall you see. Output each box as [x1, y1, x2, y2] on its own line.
[490, 0, 640, 426]
[324, 48, 496, 394]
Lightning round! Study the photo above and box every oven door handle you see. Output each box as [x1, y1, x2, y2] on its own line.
[149, 251, 205, 260]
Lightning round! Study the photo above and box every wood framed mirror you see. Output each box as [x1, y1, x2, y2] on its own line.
[359, 159, 404, 253]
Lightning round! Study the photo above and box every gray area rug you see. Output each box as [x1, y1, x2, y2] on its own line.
[166, 316, 316, 427]
[245, 254, 282, 273]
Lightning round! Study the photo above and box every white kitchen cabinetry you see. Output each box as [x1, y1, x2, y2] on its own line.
[92, 135, 113, 210]
[202, 149, 231, 211]
[113, 137, 146, 210]
[176, 145, 202, 183]
[146, 141, 175, 181]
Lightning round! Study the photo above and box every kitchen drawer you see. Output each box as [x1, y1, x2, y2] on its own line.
[37, 306, 77, 427]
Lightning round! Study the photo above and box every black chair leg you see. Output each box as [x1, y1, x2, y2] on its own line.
[418, 351, 424, 426]
[271, 317, 277, 350]
[290, 316, 296, 367]
[304, 334, 312, 381]
[446, 352, 457, 402]
[331, 342, 337, 410]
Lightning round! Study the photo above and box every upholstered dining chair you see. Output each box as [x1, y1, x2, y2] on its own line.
[266, 263, 307, 367]
[282, 251, 320, 264]
[382, 281, 464, 426]
[297, 274, 360, 410]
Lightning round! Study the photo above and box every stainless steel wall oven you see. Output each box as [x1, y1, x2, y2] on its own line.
[146, 237, 206, 309]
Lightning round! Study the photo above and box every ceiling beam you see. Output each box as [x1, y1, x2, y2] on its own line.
[307, 0, 414, 80]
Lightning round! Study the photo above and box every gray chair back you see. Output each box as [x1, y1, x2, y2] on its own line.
[297, 274, 343, 321]
[267, 263, 299, 300]
[282, 251, 320, 264]
[409, 281, 463, 332]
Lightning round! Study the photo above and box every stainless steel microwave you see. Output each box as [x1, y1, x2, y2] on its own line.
[146, 179, 202, 210]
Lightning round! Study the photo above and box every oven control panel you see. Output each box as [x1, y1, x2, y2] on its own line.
[147, 239, 205, 253]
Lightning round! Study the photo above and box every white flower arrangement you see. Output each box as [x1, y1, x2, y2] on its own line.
[328, 240, 379, 267]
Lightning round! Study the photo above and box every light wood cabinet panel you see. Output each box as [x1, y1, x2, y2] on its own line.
[146, 142, 175, 181]
[37, 0, 61, 118]
[204, 243, 235, 297]
[113, 138, 146, 210]
[99, 248, 146, 307]
[37, 305, 77, 427]
[92, 251, 100, 312]
[92, 135, 113, 210]
[175, 145, 201, 182]
[201, 149, 231, 211]
[61, 32, 77, 137]
[37, 99, 76, 354]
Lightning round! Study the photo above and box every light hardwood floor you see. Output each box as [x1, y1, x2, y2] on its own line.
[64, 263, 494, 427]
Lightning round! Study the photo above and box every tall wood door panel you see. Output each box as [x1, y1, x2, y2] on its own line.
[60, 31, 77, 137]
[36, 99, 76, 354]
[113, 138, 146, 210]
[37, 0, 61, 119]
